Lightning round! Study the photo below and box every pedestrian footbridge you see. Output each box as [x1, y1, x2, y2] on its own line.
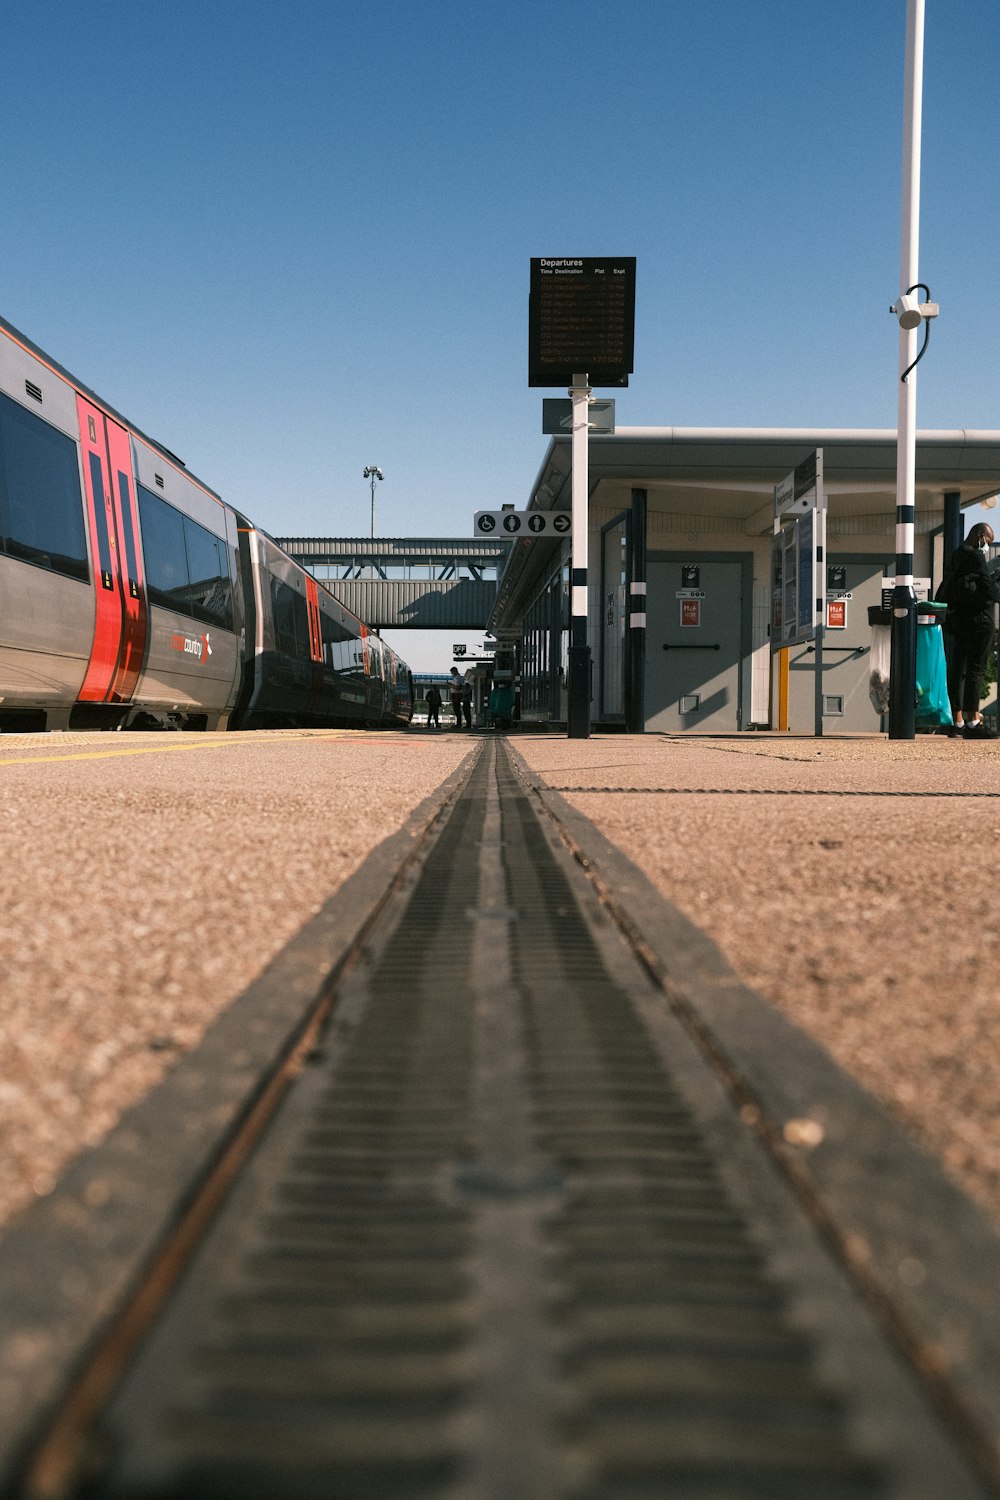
[277, 537, 507, 630]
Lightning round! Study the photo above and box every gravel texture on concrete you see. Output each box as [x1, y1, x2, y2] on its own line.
[514, 732, 1000, 1232]
[0, 727, 474, 1229]
[5, 725, 1000, 1246]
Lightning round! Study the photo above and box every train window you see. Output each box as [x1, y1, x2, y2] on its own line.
[138, 486, 188, 611]
[320, 608, 354, 672]
[367, 636, 385, 679]
[0, 389, 89, 582]
[270, 577, 296, 655]
[183, 521, 233, 631]
[270, 576, 310, 656]
[137, 484, 234, 631]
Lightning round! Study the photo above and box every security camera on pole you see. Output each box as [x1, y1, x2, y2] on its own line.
[888, 0, 938, 740]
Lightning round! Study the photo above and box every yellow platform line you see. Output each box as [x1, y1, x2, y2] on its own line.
[0, 739, 240, 767]
[0, 728, 416, 766]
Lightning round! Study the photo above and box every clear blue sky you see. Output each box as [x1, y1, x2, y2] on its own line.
[2, 2, 998, 669]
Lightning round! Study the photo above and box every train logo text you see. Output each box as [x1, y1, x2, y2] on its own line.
[170, 632, 213, 663]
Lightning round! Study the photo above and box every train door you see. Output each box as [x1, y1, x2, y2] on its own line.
[600, 515, 627, 721]
[76, 396, 147, 703]
[646, 556, 746, 732]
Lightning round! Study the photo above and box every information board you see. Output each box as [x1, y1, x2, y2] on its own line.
[529, 257, 636, 387]
[797, 510, 815, 635]
[771, 512, 821, 647]
[771, 449, 825, 649]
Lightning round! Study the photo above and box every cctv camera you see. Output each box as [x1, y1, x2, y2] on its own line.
[891, 293, 923, 330]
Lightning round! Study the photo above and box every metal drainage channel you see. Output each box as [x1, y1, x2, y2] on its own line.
[36, 741, 985, 1500]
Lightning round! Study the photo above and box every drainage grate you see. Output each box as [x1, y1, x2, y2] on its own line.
[496, 752, 886, 1499]
[74, 744, 911, 1498]
[545, 786, 1000, 799]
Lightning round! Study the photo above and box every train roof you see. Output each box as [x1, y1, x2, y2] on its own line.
[0, 311, 222, 503]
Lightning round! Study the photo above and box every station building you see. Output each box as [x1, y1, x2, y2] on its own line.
[488, 427, 1000, 734]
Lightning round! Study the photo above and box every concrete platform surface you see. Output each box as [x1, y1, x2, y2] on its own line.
[1, 725, 999, 1245]
[0, 727, 474, 1229]
[513, 731, 1000, 1231]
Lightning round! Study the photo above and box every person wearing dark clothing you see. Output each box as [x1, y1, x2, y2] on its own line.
[938, 522, 1000, 738]
[449, 667, 466, 729]
[425, 684, 442, 728]
[462, 679, 473, 730]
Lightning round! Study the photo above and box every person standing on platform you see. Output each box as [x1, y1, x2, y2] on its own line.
[425, 683, 442, 729]
[449, 667, 465, 729]
[462, 677, 473, 731]
[939, 521, 1000, 739]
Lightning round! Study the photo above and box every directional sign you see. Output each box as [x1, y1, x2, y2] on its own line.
[542, 398, 615, 435]
[774, 450, 822, 518]
[475, 510, 571, 538]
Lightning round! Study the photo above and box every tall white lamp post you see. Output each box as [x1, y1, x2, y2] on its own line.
[888, 0, 927, 739]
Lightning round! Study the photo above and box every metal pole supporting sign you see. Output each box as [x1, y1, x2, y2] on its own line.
[888, 0, 925, 739]
[567, 374, 591, 738]
[528, 257, 636, 738]
[813, 459, 827, 738]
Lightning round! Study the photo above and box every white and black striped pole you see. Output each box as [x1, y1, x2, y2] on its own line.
[567, 373, 591, 738]
[888, 0, 925, 740]
[626, 487, 647, 732]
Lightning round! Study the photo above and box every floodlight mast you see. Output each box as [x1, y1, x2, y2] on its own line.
[364, 466, 384, 538]
[888, 0, 925, 740]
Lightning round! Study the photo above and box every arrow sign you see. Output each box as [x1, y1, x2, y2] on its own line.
[542, 398, 615, 435]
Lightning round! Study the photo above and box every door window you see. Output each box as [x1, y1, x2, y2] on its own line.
[88, 452, 114, 589]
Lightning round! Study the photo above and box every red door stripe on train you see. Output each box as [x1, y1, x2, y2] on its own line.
[304, 577, 323, 662]
[303, 575, 324, 718]
[76, 397, 149, 704]
[106, 420, 148, 701]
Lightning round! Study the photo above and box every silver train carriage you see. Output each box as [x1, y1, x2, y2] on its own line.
[230, 523, 415, 729]
[0, 315, 414, 732]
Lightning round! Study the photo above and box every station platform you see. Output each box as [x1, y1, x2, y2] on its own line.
[1, 728, 999, 1497]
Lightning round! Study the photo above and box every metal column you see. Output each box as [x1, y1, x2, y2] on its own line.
[626, 488, 647, 733]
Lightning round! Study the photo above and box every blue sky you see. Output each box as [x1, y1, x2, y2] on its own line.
[2, 2, 998, 669]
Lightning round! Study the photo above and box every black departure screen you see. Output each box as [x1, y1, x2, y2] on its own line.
[529, 257, 636, 387]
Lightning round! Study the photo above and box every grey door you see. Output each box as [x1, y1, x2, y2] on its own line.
[646, 558, 744, 732]
[786, 561, 885, 732]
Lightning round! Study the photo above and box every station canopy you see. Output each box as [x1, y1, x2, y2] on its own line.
[491, 426, 1000, 623]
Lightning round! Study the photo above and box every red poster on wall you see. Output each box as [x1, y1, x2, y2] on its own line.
[827, 599, 847, 629]
[680, 598, 701, 627]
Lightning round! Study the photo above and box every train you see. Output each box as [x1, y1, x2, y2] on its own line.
[0, 314, 414, 733]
